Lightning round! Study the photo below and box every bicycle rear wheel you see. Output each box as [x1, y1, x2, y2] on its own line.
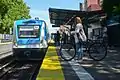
[59, 43, 76, 61]
[88, 42, 107, 61]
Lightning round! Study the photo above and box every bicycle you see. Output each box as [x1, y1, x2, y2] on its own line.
[59, 30, 76, 61]
[59, 30, 107, 61]
[88, 35, 108, 61]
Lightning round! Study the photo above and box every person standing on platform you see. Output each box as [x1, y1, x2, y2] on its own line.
[56, 31, 60, 46]
[72, 17, 87, 62]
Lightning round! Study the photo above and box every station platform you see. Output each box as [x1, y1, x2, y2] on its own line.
[0, 42, 12, 59]
[36, 45, 95, 80]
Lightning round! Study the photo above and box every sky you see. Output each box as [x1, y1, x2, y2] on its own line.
[24, 0, 84, 31]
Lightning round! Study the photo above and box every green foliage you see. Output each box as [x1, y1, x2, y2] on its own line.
[113, 4, 120, 14]
[0, 0, 31, 34]
[102, 0, 120, 16]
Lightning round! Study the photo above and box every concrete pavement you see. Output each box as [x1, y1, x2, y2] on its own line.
[0, 42, 12, 59]
[77, 47, 120, 80]
[0, 42, 12, 54]
[56, 46, 120, 80]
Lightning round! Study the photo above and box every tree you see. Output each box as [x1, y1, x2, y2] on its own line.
[0, 0, 31, 34]
[102, 0, 120, 16]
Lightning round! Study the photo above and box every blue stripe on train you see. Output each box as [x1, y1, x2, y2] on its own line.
[17, 38, 40, 45]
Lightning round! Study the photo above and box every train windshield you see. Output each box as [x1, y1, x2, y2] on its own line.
[18, 25, 40, 38]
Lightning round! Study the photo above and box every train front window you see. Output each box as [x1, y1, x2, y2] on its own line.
[18, 26, 40, 38]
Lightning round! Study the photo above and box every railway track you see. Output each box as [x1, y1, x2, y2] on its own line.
[0, 51, 42, 80]
[0, 60, 16, 79]
[0, 54, 14, 68]
[0, 60, 41, 80]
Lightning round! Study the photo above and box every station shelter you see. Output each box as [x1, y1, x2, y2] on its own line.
[49, 8, 106, 41]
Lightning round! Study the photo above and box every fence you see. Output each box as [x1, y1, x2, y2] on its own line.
[0, 34, 12, 43]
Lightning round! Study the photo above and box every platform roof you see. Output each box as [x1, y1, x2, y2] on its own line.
[49, 8, 105, 26]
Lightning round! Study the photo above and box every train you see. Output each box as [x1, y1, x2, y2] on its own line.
[12, 18, 49, 60]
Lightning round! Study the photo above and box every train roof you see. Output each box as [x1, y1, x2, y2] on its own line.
[14, 19, 45, 25]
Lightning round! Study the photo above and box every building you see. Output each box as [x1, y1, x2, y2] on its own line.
[80, 0, 105, 39]
[84, 0, 103, 11]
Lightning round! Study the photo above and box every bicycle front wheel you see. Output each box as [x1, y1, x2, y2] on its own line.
[59, 43, 76, 61]
[88, 42, 107, 61]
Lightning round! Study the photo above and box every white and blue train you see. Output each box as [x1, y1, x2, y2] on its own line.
[12, 19, 49, 60]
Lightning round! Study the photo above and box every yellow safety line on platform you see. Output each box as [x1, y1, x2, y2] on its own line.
[36, 46, 64, 80]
